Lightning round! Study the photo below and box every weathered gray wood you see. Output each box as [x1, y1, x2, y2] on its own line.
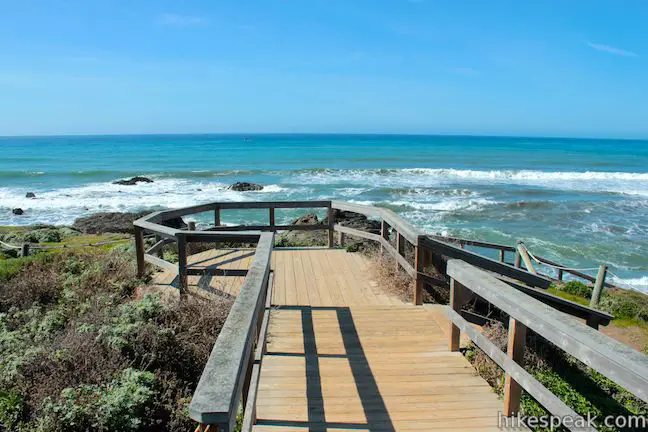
[134, 219, 178, 239]
[429, 234, 517, 252]
[380, 237, 416, 277]
[268, 207, 275, 227]
[189, 232, 274, 429]
[448, 279, 463, 351]
[503, 317, 527, 416]
[185, 232, 262, 243]
[590, 265, 608, 308]
[215, 200, 330, 210]
[414, 241, 424, 305]
[333, 224, 382, 243]
[499, 249, 505, 263]
[177, 234, 188, 294]
[135, 226, 146, 277]
[447, 259, 648, 404]
[146, 238, 174, 255]
[215, 208, 221, 227]
[516, 241, 537, 274]
[327, 204, 335, 248]
[331, 200, 383, 217]
[495, 274, 612, 328]
[446, 308, 595, 431]
[380, 208, 424, 244]
[421, 236, 553, 288]
[206, 224, 326, 232]
[188, 221, 196, 231]
[144, 254, 177, 272]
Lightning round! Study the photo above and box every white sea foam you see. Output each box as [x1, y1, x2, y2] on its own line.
[611, 275, 648, 294]
[0, 179, 286, 225]
[291, 168, 648, 196]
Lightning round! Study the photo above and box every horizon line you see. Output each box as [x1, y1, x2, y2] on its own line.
[1, 131, 647, 141]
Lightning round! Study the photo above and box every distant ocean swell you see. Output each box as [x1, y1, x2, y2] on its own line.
[1, 166, 647, 293]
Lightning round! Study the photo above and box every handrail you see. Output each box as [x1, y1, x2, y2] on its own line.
[447, 259, 648, 427]
[188, 232, 274, 431]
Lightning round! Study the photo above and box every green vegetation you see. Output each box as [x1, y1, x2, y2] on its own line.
[465, 323, 648, 431]
[0, 246, 232, 431]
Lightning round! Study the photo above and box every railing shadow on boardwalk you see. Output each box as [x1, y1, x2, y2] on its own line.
[260, 306, 395, 432]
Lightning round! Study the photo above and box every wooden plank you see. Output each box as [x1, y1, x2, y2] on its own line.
[503, 317, 526, 416]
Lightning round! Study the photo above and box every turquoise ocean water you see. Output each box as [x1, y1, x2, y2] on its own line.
[1, 134, 647, 292]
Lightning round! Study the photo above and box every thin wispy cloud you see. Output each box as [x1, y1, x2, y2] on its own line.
[587, 42, 638, 57]
[157, 13, 206, 27]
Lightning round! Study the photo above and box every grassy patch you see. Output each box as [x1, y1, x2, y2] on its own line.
[547, 287, 590, 306]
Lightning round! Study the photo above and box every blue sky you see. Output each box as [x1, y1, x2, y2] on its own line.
[0, 0, 647, 137]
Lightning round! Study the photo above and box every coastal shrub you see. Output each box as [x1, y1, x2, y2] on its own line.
[465, 322, 648, 431]
[38, 368, 158, 432]
[552, 280, 593, 298]
[345, 243, 360, 253]
[599, 290, 648, 321]
[367, 252, 414, 302]
[0, 248, 233, 431]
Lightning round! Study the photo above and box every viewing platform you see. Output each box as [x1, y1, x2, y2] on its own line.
[134, 200, 648, 432]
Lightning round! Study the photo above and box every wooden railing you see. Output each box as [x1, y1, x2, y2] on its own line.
[188, 232, 274, 432]
[134, 201, 335, 293]
[446, 259, 648, 431]
[133, 200, 621, 430]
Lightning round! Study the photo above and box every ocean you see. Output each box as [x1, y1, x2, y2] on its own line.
[1, 134, 647, 292]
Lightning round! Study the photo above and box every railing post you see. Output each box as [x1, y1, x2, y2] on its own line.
[327, 204, 335, 248]
[269, 207, 275, 229]
[503, 317, 527, 416]
[557, 268, 563, 281]
[188, 221, 196, 231]
[338, 231, 346, 247]
[395, 231, 403, 271]
[414, 239, 424, 305]
[20, 243, 30, 257]
[514, 248, 521, 268]
[177, 233, 188, 295]
[380, 220, 389, 255]
[214, 208, 221, 227]
[516, 240, 538, 274]
[499, 248, 505, 263]
[155, 235, 164, 258]
[135, 226, 146, 278]
[448, 278, 463, 351]
[590, 265, 608, 308]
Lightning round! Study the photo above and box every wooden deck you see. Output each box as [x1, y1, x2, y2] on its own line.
[154, 248, 504, 431]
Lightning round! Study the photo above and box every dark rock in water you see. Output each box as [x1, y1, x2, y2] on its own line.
[161, 217, 188, 230]
[112, 176, 154, 186]
[229, 182, 263, 192]
[323, 210, 380, 234]
[72, 211, 149, 234]
[25, 192, 36, 198]
[293, 214, 320, 225]
[12, 208, 24, 215]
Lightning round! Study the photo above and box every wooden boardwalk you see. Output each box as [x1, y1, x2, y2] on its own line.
[154, 248, 504, 431]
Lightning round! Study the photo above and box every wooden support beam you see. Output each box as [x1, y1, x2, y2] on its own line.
[327, 205, 335, 248]
[499, 248, 505, 263]
[188, 221, 196, 231]
[268, 207, 275, 227]
[448, 278, 462, 351]
[516, 241, 537, 274]
[214, 208, 221, 227]
[135, 226, 146, 278]
[414, 242, 424, 305]
[177, 234, 188, 295]
[503, 317, 527, 416]
[395, 231, 403, 271]
[338, 231, 346, 246]
[590, 265, 608, 308]
[20, 243, 30, 257]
